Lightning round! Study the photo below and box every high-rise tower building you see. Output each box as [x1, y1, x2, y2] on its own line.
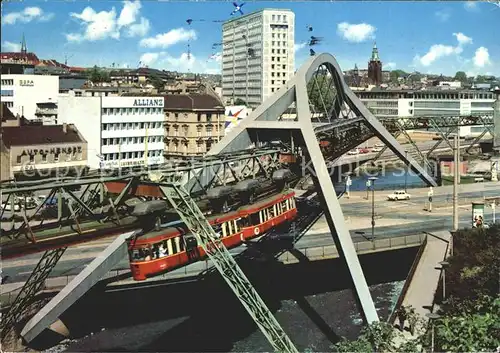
[368, 42, 383, 86]
[222, 9, 295, 109]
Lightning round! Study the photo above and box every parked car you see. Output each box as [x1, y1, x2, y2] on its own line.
[387, 190, 411, 201]
[347, 149, 359, 155]
[371, 147, 383, 152]
[374, 143, 384, 148]
[359, 148, 370, 154]
[2, 203, 21, 212]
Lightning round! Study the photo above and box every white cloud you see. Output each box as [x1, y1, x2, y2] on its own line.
[66, 1, 150, 43]
[415, 44, 462, 66]
[294, 42, 307, 52]
[464, 1, 479, 11]
[140, 52, 164, 66]
[1, 41, 22, 52]
[435, 10, 451, 22]
[117, 0, 141, 27]
[337, 22, 376, 43]
[453, 32, 473, 45]
[414, 32, 474, 67]
[140, 28, 196, 48]
[127, 17, 150, 37]
[3, 6, 54, 25]
[385, 62, 396, 70]
[473, 47, 491, 68]
[139, 51, 220, 74]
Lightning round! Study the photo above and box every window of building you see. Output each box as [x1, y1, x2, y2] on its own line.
[206, 125, 213, 137]
[206, 113, 212, 122]
[16, 155, 22, 164]
[283, 80, 286, 84]
[42, 154, 47, 162]
[272, 14, 276, 21]
[175, 113, 179, 118]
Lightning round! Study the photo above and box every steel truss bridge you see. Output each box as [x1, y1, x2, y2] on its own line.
[1, 53, 496, 352]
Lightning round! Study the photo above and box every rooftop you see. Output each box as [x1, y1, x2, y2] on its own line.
[223, 8, 293, 26]
[1, 124, 86, 147]
[164, 93, 224, 111]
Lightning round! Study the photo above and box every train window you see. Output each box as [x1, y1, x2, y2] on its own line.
[233, 220, 239, 233]
[227, 221, 233, 235]
[237, 217, 249, 228]
[166, 239, 174, 255]
[250, 213, 260, 225]
[171, 238, 178, 254]
[222, 222, 227, 237]
[259, 210, 265, 223]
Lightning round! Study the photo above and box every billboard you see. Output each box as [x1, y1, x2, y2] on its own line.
[472, 202, 485, 228]
[224, 105, 248, 134]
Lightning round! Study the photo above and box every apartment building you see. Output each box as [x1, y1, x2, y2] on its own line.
[164, 94, 225, 157]
[222, 9, 295, 108]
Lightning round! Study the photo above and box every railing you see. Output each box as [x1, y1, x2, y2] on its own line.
[387, 233, 428, 323]
[276, 233, 426, 264]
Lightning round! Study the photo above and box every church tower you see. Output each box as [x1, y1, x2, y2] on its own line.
[368, 42, 383, 86]
[21, 33, 27, 55]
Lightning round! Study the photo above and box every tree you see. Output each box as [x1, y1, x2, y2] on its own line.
[454, 71, 467, 83]
[86, 66, 110, 84]
[234, 98, 247, 106]
[307, 74, 336, 114]
[433, 295, 500, 352]
[150, 75, 164, 91]
[390, 70, 407, 84]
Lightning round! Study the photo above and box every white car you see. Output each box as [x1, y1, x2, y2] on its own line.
[347, 149, 359, 155]
[387, 190, 411, 201]
[371, 147, 383, 152]
[2, 203, 21, 212]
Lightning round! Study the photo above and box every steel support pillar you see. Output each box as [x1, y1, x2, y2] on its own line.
[160, 184, 298, 353]
[21, 231, 135, 343]
[1, 248, 67, 342]
[493, 89, 500, 151]
[295, 75, 379, 324]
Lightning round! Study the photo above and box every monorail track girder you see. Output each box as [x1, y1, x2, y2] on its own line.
[160, 183, 298, 353]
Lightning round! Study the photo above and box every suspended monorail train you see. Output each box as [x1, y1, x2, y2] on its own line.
[127, 190, 298, 280]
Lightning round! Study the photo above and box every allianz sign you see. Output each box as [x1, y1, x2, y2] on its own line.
[132, 98, 164, 107]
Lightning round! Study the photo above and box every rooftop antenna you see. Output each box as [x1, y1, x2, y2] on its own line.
[64, 54, 74, 66]
[186, 19, 192, 73]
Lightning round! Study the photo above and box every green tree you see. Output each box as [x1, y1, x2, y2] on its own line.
[390, 70, 407, 84]
[434, 295, 500, 352]
[307, 74, 335, 114]
[86, 66, 110, 83]
[234, 98, 247, 106]
[454, 71, 467, 83]
[150, 75, 164, 91]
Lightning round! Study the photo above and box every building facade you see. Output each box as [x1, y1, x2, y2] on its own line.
[58, 94, 165, 169]
[356, 89, 496, 136]
[222, 9, 295, 108]
[0, 74, 59, 120]
[164, 94, 225, 157]
[1, 116, 88, 180]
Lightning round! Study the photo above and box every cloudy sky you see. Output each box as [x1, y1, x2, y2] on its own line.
[1, 1, 499, 76]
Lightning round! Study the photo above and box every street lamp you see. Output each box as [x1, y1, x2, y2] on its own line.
[368, 176, 378, 239]
[439, 260, 450, 301]
[404, 150, 408, 193]
[426, 312, 441, 353]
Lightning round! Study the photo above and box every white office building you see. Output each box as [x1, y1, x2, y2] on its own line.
[357, 89, 496, 137]
[0, 74, 59, 120]
[58, 94, 165, 170]
[222, 9, 295, 108]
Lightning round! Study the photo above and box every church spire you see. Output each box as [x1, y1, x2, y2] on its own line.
[371, 42, 380, 62]
[21, 33, 27, 54]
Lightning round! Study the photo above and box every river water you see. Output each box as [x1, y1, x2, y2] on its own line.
[46, 248, 416, 353]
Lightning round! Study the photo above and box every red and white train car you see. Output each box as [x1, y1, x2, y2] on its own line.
[128, 191, 297, 280]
